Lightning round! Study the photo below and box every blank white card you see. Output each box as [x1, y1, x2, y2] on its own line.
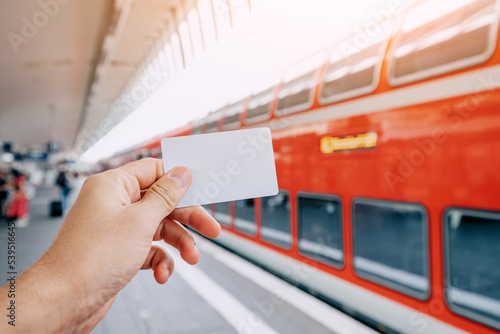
[161, 127, 279, 208]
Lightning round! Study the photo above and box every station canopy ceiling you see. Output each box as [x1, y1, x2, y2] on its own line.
[0, 0, 193, 154]
[0, 0, 416, 161]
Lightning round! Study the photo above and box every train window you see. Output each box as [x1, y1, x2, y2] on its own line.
[444, 208, 500, 330]
[202, 204, 212, 216]
[245, 86, 276, 125]
[389, 0, 499, 86]
[352, 199, 430, 300]
[235, 199, 256, 236]
[298, 193, 343, 268]
[276, 53, 325, 116]
[215, 202, 231, 227]
[192, 118, 205, 135]
[223, 100, 245, 130]
[319, 22, 392, 105]
[153, 147, 162, 159]
[204, 109, 222, 133]
[261, 191, 291, 249]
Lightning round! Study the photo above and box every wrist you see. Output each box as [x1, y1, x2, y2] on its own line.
[16, 250, 96, 333]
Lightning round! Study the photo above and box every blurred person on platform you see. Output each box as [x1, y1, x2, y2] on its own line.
[0, 170, 9, 220]
[56, 167, 72, 211]
[6, 169, 30, 226]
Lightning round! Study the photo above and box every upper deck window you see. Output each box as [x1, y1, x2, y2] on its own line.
[192, 118, 205, 135]
[204, 109, 222, 133]
[319, 22, 392, 105]
[444, 208, 500, 331]
[389, 0, 499, 86]
[245, 86, 276, 125]
[223, 100, 245, 130]
[276, 53, 325, 116]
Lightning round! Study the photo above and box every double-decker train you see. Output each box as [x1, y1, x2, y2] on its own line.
[115, 0, 500, 333]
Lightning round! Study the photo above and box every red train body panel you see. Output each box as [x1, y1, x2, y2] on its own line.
[127, 1, 500, 333]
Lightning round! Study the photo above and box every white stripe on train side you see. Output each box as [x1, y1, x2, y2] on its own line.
[195, 236, 379, 334]
[215, 230, 468, 334]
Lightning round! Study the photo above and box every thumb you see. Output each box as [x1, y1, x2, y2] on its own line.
[134, 166, 192, 224]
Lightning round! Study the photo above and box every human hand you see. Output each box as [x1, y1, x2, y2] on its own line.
[8, 158, 221, 333]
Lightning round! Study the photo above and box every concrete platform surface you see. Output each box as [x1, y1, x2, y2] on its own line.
[0, 181, 377, 334]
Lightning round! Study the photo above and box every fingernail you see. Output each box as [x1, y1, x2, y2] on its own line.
[164, 264, 170, 277]
[168, 167, 191, 189]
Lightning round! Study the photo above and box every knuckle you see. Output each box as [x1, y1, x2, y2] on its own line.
[167, 258, 175, 273]
[184, 228, 195, 242]
[148, 183, 179, 211]
[82, 174, 101, 190]
[87, 170, 115, 182]
[85, 173, 102, 183]
[176, 229, 192, 249]
[104, 169, 121, 179]
[83, 170, 118, 189]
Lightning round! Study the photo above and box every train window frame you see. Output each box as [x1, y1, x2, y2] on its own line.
[276, 52, 326, 116]
[215, 201, 231, 228]
[192, 118, 205, 135]
[202, 204, 212, 216]
[443, 207, 500, 331]
[234, 199, 257, 237]
[352, 198, 431, 301]
[204, 109, 223, 133]
[318, 21, 393, 106]
[388, 0, 500, 87]
[245, 86, 277, 125]
[260, 190, 292, 250]
[297, 192, 344, 269]
[223, 100, 245, 131]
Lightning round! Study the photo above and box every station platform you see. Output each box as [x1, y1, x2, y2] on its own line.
[0, 182, 378, 334]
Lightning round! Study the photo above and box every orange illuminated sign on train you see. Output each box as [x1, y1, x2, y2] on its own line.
[320, 132, 378, 153]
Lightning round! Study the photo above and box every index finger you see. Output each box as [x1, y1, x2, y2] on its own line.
[169, 206, 221, 239]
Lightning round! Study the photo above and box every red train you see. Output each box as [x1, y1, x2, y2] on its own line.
[124, 0, 500, 333]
